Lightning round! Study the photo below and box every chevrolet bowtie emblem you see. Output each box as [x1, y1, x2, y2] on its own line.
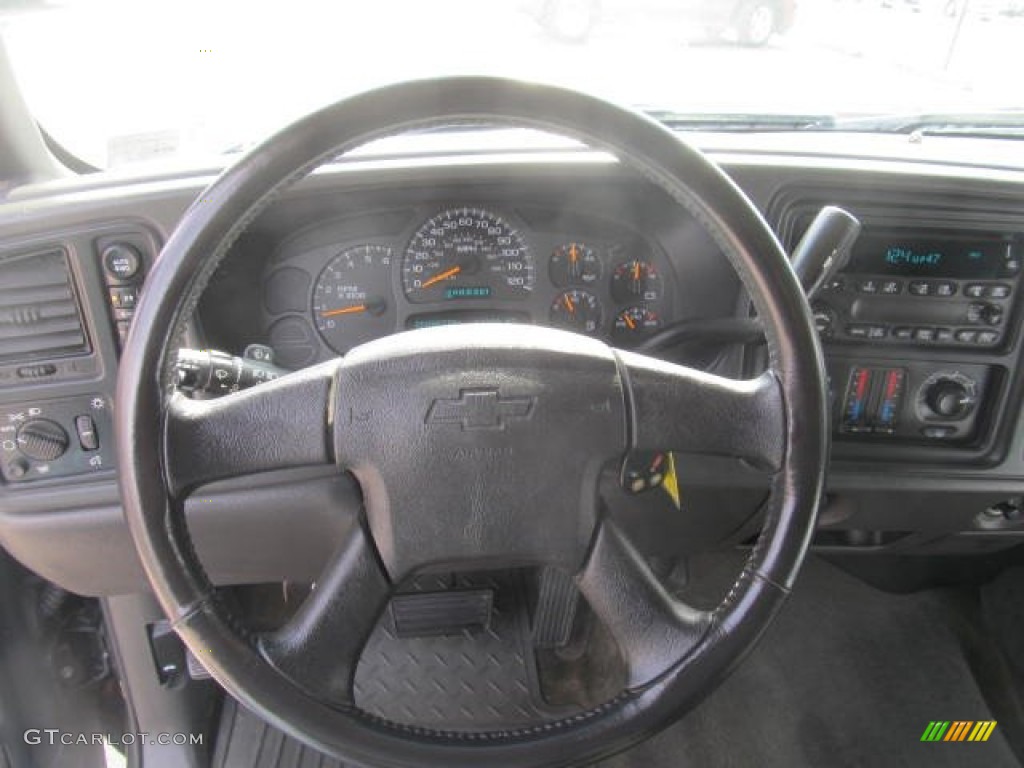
[426, 388, 535, 430]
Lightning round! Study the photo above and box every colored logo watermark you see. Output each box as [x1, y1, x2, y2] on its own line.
[921, 721, 997, 742]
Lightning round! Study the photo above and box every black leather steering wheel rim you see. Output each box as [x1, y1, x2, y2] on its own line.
[115, 77, 828, 768]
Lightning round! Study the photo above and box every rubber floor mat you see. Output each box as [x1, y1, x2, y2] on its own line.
[353, 571, 561, 728]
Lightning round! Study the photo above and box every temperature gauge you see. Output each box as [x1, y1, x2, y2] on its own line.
[550, 243, 601, 286]
[612, 259, 662, 303]
[550, 290, 602, 335]
[613, 306, 662, 341]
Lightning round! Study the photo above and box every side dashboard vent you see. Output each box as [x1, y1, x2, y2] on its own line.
[0, 250, 90, 364]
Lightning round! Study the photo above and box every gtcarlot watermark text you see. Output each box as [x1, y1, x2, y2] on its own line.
[25, 729, 203, 746]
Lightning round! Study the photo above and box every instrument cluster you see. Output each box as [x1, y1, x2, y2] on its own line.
[262, 205, 676, 369]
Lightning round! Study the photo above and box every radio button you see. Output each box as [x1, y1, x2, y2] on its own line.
[892, 327, 914, 341]
[987, 284, 1011, 299]
[965, 284, 987, 298]
[977, 330, 1000, 345]
[858, 279, 879, 294]
[908, 281, 931, 297]
[955, 329, 978, 343]
[846, 324, 870, 339]
[880, 280, 902, 295]
[1004, 258, 1021, 276]
[914, 327, 936, 342]
[921, 426, 956, 439]
[934, 282, 957, 297]
[867, 325, 888, 339]
[935, 328, 954, 343]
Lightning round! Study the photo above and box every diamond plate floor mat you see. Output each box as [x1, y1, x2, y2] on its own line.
[215, 572, 568, 767]
[354, 571, 565, 728]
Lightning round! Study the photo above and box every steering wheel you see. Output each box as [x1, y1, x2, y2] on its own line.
[115, 78, 827, 768]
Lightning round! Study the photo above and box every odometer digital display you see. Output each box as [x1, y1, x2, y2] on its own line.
[402, 208, 535, 303]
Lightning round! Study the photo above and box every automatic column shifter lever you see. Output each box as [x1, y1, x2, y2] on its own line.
[790, 205, 862, 299]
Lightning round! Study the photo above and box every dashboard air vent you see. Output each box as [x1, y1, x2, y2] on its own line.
[0, 250, 89, 364]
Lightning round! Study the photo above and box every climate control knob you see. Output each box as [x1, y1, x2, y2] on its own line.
[16, 418, 69, 461]
[922, 376, 975, 420]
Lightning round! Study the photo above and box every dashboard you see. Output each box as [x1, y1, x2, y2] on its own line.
[4, 138, 1024, 596]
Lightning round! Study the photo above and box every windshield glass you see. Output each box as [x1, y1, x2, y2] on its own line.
[1, 0, 1021, 168]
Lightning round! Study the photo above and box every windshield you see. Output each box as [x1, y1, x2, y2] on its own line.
[1, 0, 1021, 168]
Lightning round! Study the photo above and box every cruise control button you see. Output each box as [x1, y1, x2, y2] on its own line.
[914, 327, 935, 342]
[965, 284, 986, 298]
[987, 284, 1011, 299]
[908, 281, 931, 297]
[977, 330, 999, 345]
[955, 329, 978, 343]
[934, 282, 956, 297]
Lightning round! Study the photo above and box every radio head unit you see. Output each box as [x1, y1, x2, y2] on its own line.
[812, 230, 1020, 349]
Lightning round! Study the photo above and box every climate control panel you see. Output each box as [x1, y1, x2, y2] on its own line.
[0, 394, 114, 484]
[828, 360, 991, 443]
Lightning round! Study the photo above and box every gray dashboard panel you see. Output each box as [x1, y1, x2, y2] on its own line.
[2, 150, 1024, 594]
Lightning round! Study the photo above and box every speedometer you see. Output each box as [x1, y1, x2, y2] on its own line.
[402, 208, 534, 303]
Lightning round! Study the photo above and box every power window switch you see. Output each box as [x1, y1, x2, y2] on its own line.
[75, 415, 98, 451]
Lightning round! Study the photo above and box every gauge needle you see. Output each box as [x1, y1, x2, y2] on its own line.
[569, 244, 579, 264]
[321, 304, 368, 318]
[623, 313, 637, 330]
[321, 297, 386, 318]
[563, 294, 576, 314]
[632, 261, 641, 282]
[418, 265, 462, 290]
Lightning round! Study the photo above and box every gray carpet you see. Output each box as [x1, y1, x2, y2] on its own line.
[601, 555, 1024, 768]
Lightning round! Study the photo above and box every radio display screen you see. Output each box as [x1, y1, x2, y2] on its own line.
[850, 233, 1009, 278]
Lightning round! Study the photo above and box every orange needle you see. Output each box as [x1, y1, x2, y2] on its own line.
[321, 304, 367, 318]
[569, 244, 579, 264]
[563, 294, 575, 314]
[632, 261, 641, 282]
[418, 265, 462, 290]
[623, 313, 637, 330]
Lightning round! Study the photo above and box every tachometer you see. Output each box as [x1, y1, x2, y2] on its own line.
[402, 208, 534, 303]
[312, 244, 395, 354]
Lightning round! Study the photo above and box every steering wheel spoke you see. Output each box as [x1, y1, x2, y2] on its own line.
[577, 520, 711, 689]
[163, 360, 338, 497]
[259, 521, 392, 706]
[618, 351, 785, 472]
